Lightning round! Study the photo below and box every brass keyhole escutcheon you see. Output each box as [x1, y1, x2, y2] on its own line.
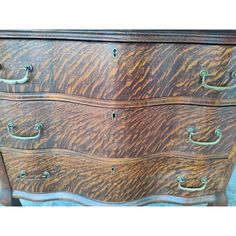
[112, 48, 118, 58]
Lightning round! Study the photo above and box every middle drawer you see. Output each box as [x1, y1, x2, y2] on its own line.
[0, 100, 235, 158]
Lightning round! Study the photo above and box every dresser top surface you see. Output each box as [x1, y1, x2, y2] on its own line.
[0, 30, 236, 45]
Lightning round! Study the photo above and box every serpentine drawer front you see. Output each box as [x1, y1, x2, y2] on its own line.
[2, 149, 230, 203]
[1, 30, 236, 206]
[0, 101, 236, 157]
[1, 39, 236, 103]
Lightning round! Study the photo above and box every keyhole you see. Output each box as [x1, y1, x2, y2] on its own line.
[112, 112, 116, 120]
[112, 48, 118, 58]
[111, 166, 116, 173]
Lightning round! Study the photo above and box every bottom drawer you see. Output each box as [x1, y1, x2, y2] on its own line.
[2, 148, 229, 203]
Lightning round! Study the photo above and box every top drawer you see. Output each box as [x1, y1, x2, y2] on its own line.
[1, 39, 236, 102]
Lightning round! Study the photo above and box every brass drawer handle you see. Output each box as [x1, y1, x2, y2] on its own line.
[187, 127, 222, 146]
[0, 64, 33, 85]
[177, 176, 208, 192]
[17, 170, 51, 180]
[200, 69, 236, 91]
[18, 170, 27, 180]
[7, 122, 43, 140]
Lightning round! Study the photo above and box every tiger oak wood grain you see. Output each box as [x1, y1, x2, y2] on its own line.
[1, 148, 229, 202]
[1, 30, 236, 206]
[1, 39, 236, 102]
[0, 39, 53, 93]
[3, 91, 236, 107]
[0, 100, 236, 158]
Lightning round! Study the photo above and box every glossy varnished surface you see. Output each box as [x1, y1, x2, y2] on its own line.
[1, 40, 236, 102]
[1, 30, 236, 206]
[0, 100, 236, 157]
[2, 148, 230, 202]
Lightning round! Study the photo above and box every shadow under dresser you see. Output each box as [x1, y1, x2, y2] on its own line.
[1, 30, 236, 206]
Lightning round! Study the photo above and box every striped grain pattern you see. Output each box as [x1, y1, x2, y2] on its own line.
[3, 91, 236, 108]
[1, 148, 230, 202]
[0, 40, 53, 93]
[1, 39, 236, 102]
[1, 31, 236, 206]
[0, 100, 236, 158]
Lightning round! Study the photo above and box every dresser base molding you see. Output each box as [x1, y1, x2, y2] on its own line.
[12, 191, 223, 206]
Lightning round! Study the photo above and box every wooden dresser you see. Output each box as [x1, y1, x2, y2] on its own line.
[0, 30, 236, 206]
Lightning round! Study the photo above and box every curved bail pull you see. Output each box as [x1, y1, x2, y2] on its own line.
[187, 127, 222, 146]
[200, 69, 236, 91]
[7, 122, 42, 140]
[0, 64, 33, 85]
[177, 176, 208, 192]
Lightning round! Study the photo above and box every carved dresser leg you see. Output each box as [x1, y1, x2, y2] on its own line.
[208, 192, 228, 206]
[12, 198, 22, 206]
[0, 153, 12, 206]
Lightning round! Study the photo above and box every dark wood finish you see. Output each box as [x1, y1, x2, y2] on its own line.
[0, 30, 236, 45]
[0, 152, 12, 206]
[1, 40, 236, 102]
[1, 148, 230, 203]
[0, 101, 236, 158]
[12, 197, 22, 206]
